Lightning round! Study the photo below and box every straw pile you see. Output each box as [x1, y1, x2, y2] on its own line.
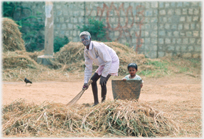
[2, 18, 25, 52]
[2, 50, 69, 82]
[104, 42, 151, 74]
[53, 42, 85, 71]
[27, 50, 44, 62]
[2, 18, 61, 82]
[2, 99, 180, 137]
[3, 51, 40, 69]
[54, 42, 152, 75]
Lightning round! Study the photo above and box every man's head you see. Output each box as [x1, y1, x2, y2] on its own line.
[79, 31, 91, 46]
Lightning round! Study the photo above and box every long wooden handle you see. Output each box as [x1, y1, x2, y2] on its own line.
[66, 80, 93, 106]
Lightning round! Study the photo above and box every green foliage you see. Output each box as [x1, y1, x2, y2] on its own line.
[125, 43, 130, 47]
[146, 60, 168, 71]
[178, 67, 188, 73]
[78, 18, 107, 41]
[138, 60, 169, 77]
[139, 70, 153, 76]
[183, 58, 201, 69]
[3, 2, 20, 17]
[188, 58, 200, 65]
[168, 57, 201, 74]
[22, 17, 45, 52]
[3, 1, 45, 52]
[54, 36, 69, 52]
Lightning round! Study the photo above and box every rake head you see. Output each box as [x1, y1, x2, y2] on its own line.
[66, 80, 92, 106]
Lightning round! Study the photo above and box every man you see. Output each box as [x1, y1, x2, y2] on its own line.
[80, 31, 119, 106]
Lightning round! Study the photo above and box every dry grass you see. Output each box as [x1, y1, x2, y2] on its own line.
[53, 42, 85, 71]
[2, 50, 70, 82]
[3, 51, 40, 69]
[2, 99, 180, 137]
[2, 18, 25, 52]
[147, 100, 202, 137]
[2, 50, 82, 82]
[161, 56, 201, 76]
[2, 68, 72, 82]
[27, 50, 44, 62]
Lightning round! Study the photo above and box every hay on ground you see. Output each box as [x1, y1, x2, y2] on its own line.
[3, 18, 25, 52]
[52, 42, 85, 71]
[3, 51, 39, 69]
[27, 50, 45, 62]
[2, 99, 180, 137]
[2, 50, 72, 82]
[2, 65, 71, 82]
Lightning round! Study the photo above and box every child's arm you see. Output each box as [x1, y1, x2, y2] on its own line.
[122, 75, 128, 80]
[136, 75, 143, 88]
[140, 79, 144, 88]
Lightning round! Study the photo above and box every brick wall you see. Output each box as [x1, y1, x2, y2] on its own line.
[20, 1, 201, 58]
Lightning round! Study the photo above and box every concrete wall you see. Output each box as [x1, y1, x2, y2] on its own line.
[21, 1, 202, 58]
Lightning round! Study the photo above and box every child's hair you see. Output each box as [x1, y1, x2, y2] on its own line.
[127, 63, 138, 70]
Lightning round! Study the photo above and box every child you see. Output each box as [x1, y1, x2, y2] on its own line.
[122, 63, 143, 88]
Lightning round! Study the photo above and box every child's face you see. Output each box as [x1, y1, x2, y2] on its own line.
[128, 67, 137, 77]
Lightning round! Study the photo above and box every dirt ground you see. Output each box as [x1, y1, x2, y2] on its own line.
[2, 73, 202, 137]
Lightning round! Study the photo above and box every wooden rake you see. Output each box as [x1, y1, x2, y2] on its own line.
[66, 80, 93, 106]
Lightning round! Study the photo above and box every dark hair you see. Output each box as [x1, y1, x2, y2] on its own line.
[127, 63, 138, 70]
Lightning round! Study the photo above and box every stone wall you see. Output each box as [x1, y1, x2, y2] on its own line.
[20, 1, 201, 58]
